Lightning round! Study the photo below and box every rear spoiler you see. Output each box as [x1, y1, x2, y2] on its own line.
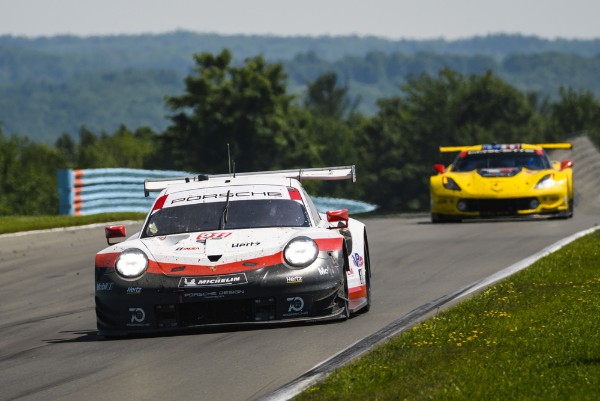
[144, 165, 356, 196]
[439, 143, 572, 153]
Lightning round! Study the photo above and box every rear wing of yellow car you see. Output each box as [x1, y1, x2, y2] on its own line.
[144, 165, 356, 196]
[439, 143, 572, 153]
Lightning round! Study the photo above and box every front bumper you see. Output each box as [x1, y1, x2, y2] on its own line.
[431, 191, 570, 218]
[95, 257, 346, 336]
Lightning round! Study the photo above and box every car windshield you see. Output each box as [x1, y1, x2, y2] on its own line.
[452, 151, 552, 172]
[142, 199, 310, 237]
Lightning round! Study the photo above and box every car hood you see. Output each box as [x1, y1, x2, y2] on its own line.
[448, 168, 557, 196]
[132, 227, 336, 276]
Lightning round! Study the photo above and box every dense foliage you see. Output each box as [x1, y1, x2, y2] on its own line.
[2, 48, 600, 216]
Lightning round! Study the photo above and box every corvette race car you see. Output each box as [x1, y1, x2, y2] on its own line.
[430, 143, 574, 222]
[95, 166, 371, 336]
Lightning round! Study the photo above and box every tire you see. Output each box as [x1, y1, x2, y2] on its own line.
[357, 233, 371, 314]
[431, 213, 461, 223]
[557, 200, 574, 219]
[337, 244, 351, 320]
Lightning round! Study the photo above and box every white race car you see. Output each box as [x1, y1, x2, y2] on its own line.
[95, 166, 371, 336]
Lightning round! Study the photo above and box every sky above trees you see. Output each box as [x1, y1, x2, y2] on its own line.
[2, 0, 600, 40]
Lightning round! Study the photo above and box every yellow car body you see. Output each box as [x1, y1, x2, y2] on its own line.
[430, 143, 574, 222]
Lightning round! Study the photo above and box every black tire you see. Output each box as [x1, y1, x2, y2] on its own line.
[568, 200, 574, 218]
[357, 233, 371, 314]
[337, 244, 351, 320]
[557, 200, 574, 219]
[431, 213, 461, 223]
[342, 273, 351, 319]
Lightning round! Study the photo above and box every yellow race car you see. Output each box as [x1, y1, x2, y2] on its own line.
[430, 143, 574, 222]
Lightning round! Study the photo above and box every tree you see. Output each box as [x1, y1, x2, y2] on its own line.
[0, 130, 65, 215]
[548, 87, 600, 142]
[160, 49, 311, 173]
[304, 72, 359, 119]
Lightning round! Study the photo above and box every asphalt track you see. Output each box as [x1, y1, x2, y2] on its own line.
[1, 214, 599, 401]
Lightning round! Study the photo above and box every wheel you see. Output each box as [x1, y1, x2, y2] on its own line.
[336, 244, 351, 320]
[567, 199, 574, 218]
[556, 200, 574, 219]
[357, 233, 371, 314]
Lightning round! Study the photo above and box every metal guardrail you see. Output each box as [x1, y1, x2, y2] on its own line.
[57, 168, 377, 216]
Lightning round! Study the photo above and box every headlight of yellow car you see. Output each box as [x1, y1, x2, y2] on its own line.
[534, 174, 555, 189]
[442, 176, 461, 191]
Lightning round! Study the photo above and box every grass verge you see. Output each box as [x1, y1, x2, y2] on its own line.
[0, 213, 145, 235]
[295, 230, 600, 400]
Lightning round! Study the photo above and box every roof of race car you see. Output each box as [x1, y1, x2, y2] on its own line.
[439, 143, 572, 153]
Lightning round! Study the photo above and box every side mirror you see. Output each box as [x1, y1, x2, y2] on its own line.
[433, 164, 445, 174]
[326, 209, 349, 229]
[105, 225, 126, 245]
[560, 160, 574, 170]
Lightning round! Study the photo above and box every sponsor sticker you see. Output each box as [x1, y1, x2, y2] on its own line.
[284, 296, 308, 317]
[287, 297, 304, 313]
[184, 289, 246, 298]
[231, 242, 261, 247]
[127, 307, 150, 327]
[351, 252, 364, 267]
[96, 282, 114, 291]
[127, 287, 142, 295]
[178, 273, 248, 288]
[176, 246, 200, 251]
[168, 186, 286, 206]
[286, 276, 303, 284]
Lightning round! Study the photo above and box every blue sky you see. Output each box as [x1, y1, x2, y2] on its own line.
[1, 0, 599, 39]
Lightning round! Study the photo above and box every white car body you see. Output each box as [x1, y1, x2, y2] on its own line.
[95, 166, 371, 336]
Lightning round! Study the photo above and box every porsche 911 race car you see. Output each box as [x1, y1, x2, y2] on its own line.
[430, 143, 574, 222]
[95, 166, 371, 336]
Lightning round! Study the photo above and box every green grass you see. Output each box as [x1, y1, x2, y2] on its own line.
[296, 230, 600, 401]
[0, 213, 145, 235]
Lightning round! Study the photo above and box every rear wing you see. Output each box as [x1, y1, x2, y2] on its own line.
[439, 143, 572, 153]
[144, 165, 356, 196]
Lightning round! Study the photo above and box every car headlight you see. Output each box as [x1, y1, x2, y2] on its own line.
[535, 174, 555, 189]
[442, 176, 461, 191]
[115, 248, 148, 278]
[283, 237, 319, 268]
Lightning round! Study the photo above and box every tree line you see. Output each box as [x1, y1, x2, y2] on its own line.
[5, 41, 600, 142]
[2, 49, 600, 216]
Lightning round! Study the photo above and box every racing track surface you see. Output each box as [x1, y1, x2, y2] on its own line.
[2, 214, 600, 401]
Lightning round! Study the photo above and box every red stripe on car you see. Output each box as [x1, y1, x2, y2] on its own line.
[314, 237, 343, 251]
[152, 194, 168, 211]
[149, 252, 285, 275]
[95, 252, 120, 268]
[349, 285, 367, 300]
[288, 187, 303, 201]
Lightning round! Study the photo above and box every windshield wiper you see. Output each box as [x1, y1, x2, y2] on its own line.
[218, 190, 231, 230]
